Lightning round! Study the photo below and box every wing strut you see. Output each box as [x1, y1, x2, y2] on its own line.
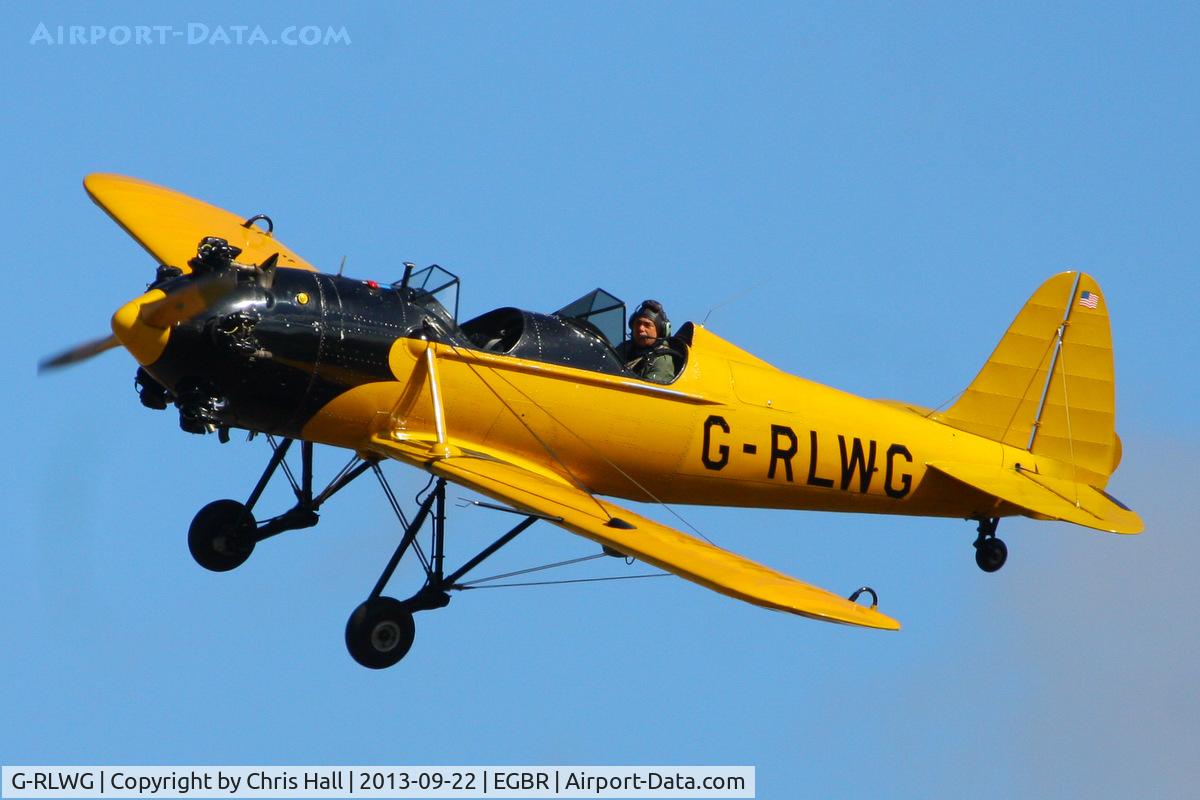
[423, 343, 451, 457]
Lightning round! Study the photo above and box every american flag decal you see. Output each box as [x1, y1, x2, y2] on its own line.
[1078, 290, 1100, 309]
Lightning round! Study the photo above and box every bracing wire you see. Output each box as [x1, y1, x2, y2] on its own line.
[445, 341, 719, 547]
[700, 277, 772, 327]
[457, 553, 608, 586]
[316, 452, 367, 506]
[371, 462, 429, 572]
[1057, 341, 1081, 505]
[922, 282, 1071, 455]
[460, 572, 671, 590]
[266, 435, 302, 496]
[1003, 335, 1059, 445]
[444, 344, 623, 522]
[455, 552, 672, 590]
[921, 388, 967, 418]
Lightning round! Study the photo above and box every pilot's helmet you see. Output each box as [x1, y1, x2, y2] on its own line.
[631, 299, 670, 337]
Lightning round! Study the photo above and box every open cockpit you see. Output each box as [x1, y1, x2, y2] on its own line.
[399, 267, 689, 383]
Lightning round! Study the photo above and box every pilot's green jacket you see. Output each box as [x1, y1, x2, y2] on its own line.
[616, 340, 677, 384]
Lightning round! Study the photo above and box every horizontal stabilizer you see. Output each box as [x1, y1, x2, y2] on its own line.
[371, 436, 900, 630]
[927, 461, 1142, 534]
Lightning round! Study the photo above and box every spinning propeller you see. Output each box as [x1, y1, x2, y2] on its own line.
[38, 247, 271, 374]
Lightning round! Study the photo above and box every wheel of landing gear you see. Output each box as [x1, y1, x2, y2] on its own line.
[188, 499, 257, 572]
[345, 597, 416, 669]
[975, 536, 1008, 573]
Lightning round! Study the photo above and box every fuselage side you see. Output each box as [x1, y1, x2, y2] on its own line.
[302, 323, 1023, 521]
[134, 267, 1062, 522]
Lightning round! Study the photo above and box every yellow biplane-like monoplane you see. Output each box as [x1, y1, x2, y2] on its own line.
[42, 175, 1142, 668]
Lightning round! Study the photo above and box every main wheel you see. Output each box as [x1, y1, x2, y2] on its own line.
[975, 536, 1008, 573]
[345, 597, 416, 669]
[188, 499, 256, 572]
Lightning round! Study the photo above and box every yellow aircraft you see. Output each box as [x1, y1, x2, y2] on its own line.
[42, 174, 1142, 668]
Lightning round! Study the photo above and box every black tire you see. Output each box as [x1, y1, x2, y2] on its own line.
[188, 499, 256, 572]
[975, 537, 1008, 573]
[345, 597, 416, 669]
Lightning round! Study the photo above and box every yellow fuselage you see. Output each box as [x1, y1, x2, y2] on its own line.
[302, 325, 1056, 522]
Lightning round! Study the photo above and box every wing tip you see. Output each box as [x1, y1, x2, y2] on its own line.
[84, 172, 127, 193]
[84, 173, 166, 201]
[1106, 511, 1144, 535]
[860, 611, 902, 631]
[795, 598, 902, 631]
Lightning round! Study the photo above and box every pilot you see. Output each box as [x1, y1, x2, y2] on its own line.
[617, 299, 678, 383]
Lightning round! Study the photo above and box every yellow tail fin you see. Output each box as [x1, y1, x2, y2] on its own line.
[935, 272, 1119, 485]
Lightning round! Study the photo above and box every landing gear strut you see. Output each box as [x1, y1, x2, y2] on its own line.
[188, 438, 545, 669]
[344, 477, 542, 669]
[972, 517, 1007, 572]
[187, 437, 374, 572]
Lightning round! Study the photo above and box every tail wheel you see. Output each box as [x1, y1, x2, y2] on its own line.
[188, 499, 256, 572]
[975, 536, 1008, 572]
[345, 597, 416, 669]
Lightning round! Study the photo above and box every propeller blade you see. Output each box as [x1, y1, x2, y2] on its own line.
[42, 265, 243, 375]
[139, 271, 238, 328]
[38, 334, 120, 373]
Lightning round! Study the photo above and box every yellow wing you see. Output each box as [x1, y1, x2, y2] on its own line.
[85, 173, 317, 273]
[369, 436, 900, 631]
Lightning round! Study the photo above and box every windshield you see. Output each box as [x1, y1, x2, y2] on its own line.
[553, 288, 626, 347]
[393, 264, 460, 324]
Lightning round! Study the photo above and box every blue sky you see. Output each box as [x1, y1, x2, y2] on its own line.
[4, 2, 1197, 798]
